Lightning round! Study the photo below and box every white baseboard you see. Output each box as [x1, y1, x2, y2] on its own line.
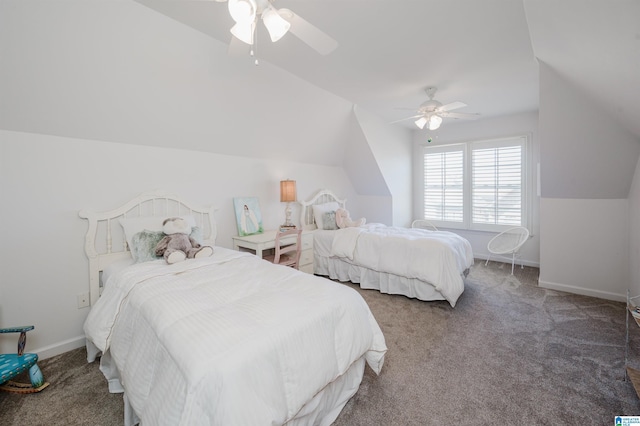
[475, 253, 540, 269]
[538, 279, 625, 303]
[34, 335, 86, 360]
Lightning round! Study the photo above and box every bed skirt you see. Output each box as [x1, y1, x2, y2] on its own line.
[314, 255, 448, 303]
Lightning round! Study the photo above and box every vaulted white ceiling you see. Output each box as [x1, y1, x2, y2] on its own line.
[134, 0, 640, 139]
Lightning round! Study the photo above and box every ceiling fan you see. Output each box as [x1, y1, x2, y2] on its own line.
[393, 87, 480, 130]
[214, 0, 338, 57]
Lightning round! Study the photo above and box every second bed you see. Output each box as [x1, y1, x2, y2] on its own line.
[301, 190, 474, 307]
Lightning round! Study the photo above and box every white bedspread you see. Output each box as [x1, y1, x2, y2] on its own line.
[330, 227, 364, 260]
[324, 224, 474, 306]
[84, 247, 387, 426]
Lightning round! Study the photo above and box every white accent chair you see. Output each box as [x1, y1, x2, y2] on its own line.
[411, 219, 438, 231]
[485, 226, 530, 274]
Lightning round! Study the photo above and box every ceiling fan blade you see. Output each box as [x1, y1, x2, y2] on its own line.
[389, 114, 423, 124]
[279, 8, 338, 55]
[437, 101, 467, 112]
[439, 112, 480, 120]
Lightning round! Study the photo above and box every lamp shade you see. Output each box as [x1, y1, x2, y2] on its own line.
[414, 116, 427, 130]
[230, 22, 255, 45]
[262, 7, 291, 42]
[228, 0, 256, 23]
[280, 180, 297, 202]
[427, 115, 442, 130]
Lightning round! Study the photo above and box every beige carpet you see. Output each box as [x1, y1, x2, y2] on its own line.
[2, 260, 639, 425]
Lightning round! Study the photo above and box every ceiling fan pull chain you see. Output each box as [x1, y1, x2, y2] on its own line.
[252, 22, 259, 65]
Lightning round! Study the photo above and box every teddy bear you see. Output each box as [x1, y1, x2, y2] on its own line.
[155, 217, 213, 264]
[335, 208, 366, 228]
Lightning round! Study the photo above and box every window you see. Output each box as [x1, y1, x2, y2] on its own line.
[423, 146, 464, 223]
[422, 136, 528, 232]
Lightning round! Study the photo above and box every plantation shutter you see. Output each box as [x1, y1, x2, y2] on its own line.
[423, 146, 464, 223]
[471, 138, 524, 227]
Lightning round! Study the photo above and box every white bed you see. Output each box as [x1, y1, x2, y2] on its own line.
[79, 190, 387, 426]
[300, 189, 474, 307]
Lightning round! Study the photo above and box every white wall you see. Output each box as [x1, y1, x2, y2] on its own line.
[537, 61, 640, 301]
[342, 111, 391, 223]
[0, 130, 357, 358]
[0, 0, 354, 167]
[355, 196, 393, 226]
[539, 198, 629, 300]
[0, 0, 406, 358]
[538, 62, 640, 199]
[352, 106, 413, 227]
[629, 156, 640, 298]
[411, 111, 541, 267]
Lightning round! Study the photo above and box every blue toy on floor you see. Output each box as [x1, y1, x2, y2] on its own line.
[0, 326, 49, 393]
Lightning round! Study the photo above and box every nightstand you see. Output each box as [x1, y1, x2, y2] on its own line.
[232, 230, 314, 274]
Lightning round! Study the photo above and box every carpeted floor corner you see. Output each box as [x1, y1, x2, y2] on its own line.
[334, 261, 640, 425]
[2, 260, 639, 425]
[0, 345, 123, 426]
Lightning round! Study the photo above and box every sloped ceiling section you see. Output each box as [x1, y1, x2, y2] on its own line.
[539, 61, 640, 199]
[526, 0, 640, 199]
[344, 114, 389, 198]
[135, 0, 640, 144]
[352, 105, 414, 226]
[524, 0, 640, 140]
[0, 0, 354, 167]
[133, 0, 540, 129]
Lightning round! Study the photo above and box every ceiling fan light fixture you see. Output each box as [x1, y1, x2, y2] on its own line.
[230, 22, 255, 45]
[262, 7, 291, 42]
[414, 116, 427, 130]
[396, 87, 478, 130]
[228, 0, 256, 24]
[427, 115, 443, 130]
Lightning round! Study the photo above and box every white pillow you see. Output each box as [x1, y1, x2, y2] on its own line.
[311, 202, 340, 230]
[119, 215, 197, 251]
[101, 257, 135, 287]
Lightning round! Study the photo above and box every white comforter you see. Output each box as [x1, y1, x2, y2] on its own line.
[84, 247, 387, 426]
[319, 224, 474, 307]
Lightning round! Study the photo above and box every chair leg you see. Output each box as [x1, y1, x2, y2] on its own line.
[0, 362, 49, 394]
[511, 253, 515, 275]
[485, 255, 490, 266]
[29, 363, 46, 389]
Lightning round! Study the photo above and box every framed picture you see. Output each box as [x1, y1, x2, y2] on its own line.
[233, 197, 264, 236]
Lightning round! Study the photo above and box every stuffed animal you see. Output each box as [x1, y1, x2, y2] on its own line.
[335, 208, 366, 228]
[155, 217, 213, 264]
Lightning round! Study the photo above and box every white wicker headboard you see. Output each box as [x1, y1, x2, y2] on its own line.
[299, 189, 346, 231]
[79, 190, 217, 306]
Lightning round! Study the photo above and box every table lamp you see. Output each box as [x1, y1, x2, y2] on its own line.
[280, 180, 297, 228]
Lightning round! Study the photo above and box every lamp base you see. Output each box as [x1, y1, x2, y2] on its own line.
[282, 203, 294, 228]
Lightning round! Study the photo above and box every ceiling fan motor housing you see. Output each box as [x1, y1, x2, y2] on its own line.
[419, 99, 442, 114]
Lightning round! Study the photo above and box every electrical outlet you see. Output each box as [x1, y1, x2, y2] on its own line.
[77, 292, 90, 309]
